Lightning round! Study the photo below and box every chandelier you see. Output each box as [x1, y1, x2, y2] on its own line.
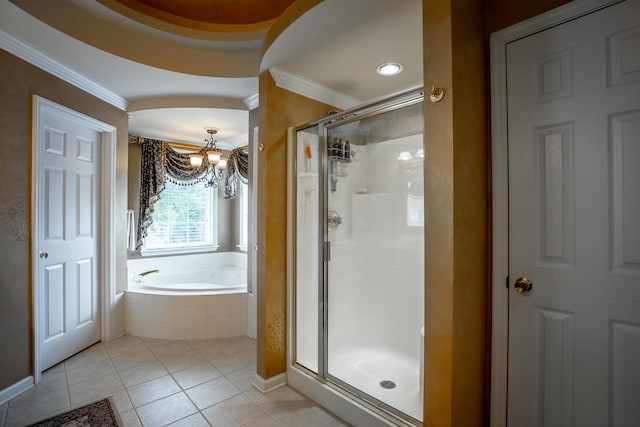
[188, 128, 228, 188]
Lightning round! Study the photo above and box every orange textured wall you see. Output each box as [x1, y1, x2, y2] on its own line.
[423, 0, 489, 425]
[0, 49, 128, 391]
[256, 71, 334, 379]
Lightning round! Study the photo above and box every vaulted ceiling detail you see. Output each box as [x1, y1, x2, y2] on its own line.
[113, 0, 295, 27]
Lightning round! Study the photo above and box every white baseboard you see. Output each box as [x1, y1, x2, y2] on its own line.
[0, 376, 34, 406]
[252, 372, 287, 393]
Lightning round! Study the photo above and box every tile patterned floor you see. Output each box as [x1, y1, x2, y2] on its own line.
[0, 335, 349, 427]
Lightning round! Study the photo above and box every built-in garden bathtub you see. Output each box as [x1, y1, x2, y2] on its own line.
[125, 252, 248, 340]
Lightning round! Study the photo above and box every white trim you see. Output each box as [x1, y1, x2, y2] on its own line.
[100, 129, 117, 341]
[252, 372, 287, 393]
[489, 1, 620, 426]
[32, 96, 117, 382]
[0, 377, 33, 406]
[244, 93, 259, 110]
[0, 30, 128, 111]
[269, 67, 362, 110]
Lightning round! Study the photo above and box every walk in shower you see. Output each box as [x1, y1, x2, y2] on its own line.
[289, 89, 424, 425]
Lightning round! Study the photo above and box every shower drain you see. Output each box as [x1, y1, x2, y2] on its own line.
[379, 380, 396, 389]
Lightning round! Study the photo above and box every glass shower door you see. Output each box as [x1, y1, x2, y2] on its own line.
[294, 125, 321, 373]
[325, 101, 424, 422]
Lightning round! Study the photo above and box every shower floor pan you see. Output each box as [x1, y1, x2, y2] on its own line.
[328, 347, 422, 421]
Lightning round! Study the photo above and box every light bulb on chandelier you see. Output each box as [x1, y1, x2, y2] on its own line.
[187, 127, 228, 188]
[190, 128, 222, 167]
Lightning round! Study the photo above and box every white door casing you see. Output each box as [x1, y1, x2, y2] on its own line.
[32, 96, 117, 380]
[491, 0, 640, 426]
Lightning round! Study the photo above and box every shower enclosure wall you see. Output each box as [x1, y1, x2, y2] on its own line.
[289, 89, 425, 426]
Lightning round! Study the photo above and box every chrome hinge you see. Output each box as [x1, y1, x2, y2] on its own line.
[324, 241, 331, 261]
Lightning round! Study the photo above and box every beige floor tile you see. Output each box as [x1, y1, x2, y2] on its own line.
[103, 335, 149, 359]
[36, 364, 68, 394]
[209, 351, 255, 375]
[119, 408, 143, 427]
[142, 337, 175, 348]
[321, 417, 352, 426]
[267, 402, 339, 427]
[127, 375, 181, 408]
[149, 340, 192, 358]
[109, 389, 134, 414]
[5, 386, 70, 427]
[119, 360, 169, 387]
[185, 376, 242, 410]
[201, 393, 267, 427]
[8, 370, 67, 406]
[2, 335, 351, 427]
[166, 412, 211, 426]
[242, 414, 283, 427]
[244, 386, 300, 407]
[111, 348, 157, 372]
[65, 358, 117, 386]
[225, 365, 256, 391]
[245, 386, 339, 427]
[152, 341, 207, 373]
[135, 392, 197, 427]
[68, 372, 124, 406]
[64, 347, 112, 377]
[171, 363, 222, 390]
[158, 353, 208, 373]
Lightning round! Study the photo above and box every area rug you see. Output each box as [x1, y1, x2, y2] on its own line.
[27, 397, 121, 427]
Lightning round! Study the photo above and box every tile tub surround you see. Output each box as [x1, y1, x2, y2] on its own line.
[125, 292, 248, 340]
[0, 335, 347, 427]
[126, 252, 248, 340]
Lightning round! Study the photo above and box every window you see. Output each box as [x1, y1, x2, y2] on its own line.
[238, 181, 248, 251]
[144, 180, 218, 253]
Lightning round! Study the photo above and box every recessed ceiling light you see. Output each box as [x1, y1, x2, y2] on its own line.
[376, 63, 403, 76]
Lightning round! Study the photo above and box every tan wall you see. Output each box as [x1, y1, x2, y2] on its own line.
[0, 49, 128, 391]
[256, 71, 334, 379]
[422, 0, 489, 424]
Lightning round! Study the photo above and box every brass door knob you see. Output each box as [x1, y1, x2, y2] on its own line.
[514, 277, 533, 293]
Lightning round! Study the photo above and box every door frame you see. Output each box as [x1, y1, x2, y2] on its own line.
[31, 95, 117, 383]
[489, 0, 621, 425]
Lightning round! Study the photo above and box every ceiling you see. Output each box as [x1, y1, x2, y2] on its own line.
[0, 0, 422, 147]
[113, 0, 295, 26]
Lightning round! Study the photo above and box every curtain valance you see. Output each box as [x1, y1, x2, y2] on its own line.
[131, 135, 249, 250]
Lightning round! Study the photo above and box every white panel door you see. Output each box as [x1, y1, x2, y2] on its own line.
[38, 104, 101, 371]
[507, 1, 640, 426]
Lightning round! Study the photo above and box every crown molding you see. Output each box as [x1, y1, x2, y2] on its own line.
[0, 29, 128, 111]
[269, 67, 361, 110]
[243, 93, 259, 110]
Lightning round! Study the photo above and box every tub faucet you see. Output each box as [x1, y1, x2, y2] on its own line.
[133, 269, 159, 283]
[139, 269, 159, 276]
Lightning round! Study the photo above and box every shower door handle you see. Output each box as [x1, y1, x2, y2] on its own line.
[324, 241, 331, 262]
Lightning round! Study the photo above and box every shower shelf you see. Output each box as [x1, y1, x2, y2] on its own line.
[327, 155, 352, 163]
